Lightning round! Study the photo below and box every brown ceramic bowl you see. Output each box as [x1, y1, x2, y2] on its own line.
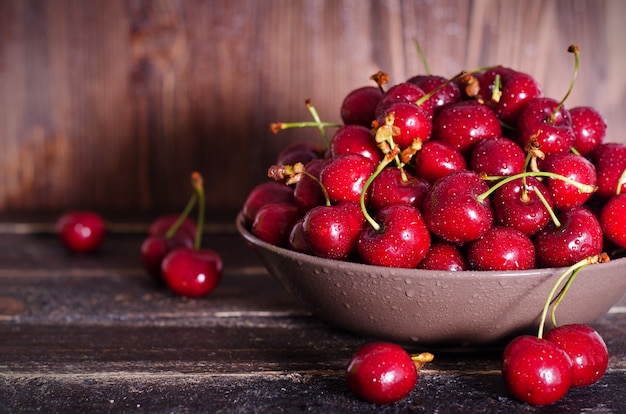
[237, 212, 626, 350]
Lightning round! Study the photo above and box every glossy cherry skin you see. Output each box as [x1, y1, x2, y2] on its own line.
[544, 324, 609, 388]
[538, 152, 597, 210]
[376, 101, 433, 150]
[467, 226, 535, 271]
[413, 140, 467, 185]
[346, 342, 418, 405]
[534, 207, 603, 268]
[340, 85, 383, 127]
[469, 137, 525, 177]
[251, 202, 301, 248]
[432, 100, 501, 155]
[501, 335, 572, 406]
[329, 124, 383, 164]
[422, 170, 493, 244]
[569, 106, 606, 156]
[320, 153, 376, 204]
[357, 204, 431, 268]
[141, 234, 194, 281]
[293, 158, 327, 215]
[589, 143, 626, 199]
[600, 193, 626, 249]
[406, 74, 462, 115]
[368, 167, 430, 214]
[492, 177, 554, 236]
[417, 239, 468, 271]
[55, 211, 106, 253]
[161, 247, 222, 298]
[517, 97, 575, 155]
[478, 67, 542, 125]
[375, 82, 426, 117]
[302, 204, 358, 260]
[242, 181, 294, 225]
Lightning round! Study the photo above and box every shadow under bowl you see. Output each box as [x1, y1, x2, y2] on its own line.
[237, 212, 626, 350]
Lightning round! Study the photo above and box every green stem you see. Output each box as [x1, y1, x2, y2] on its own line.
[306, 102, 331, 148]
[165, 191, 198, 239]
[302, 170, 331, 206]
[550, 267, 583, 327]
[192, 173, 205, 250]
[616, 167, 626, 196]
[550, 45, 579, 124]
[532, 186, 561, 227]
[360, 160, 390, 231]
[413, 39, 431, 75]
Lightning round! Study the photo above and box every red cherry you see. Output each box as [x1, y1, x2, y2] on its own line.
[346, 342, 418, 405]
[287, 219, 311, 254]
[242, 181, 294, 225]
[501, 335, 572, 406]
[340, 85, 383, 127]
[417, 239, 468, 271]
[55, 211, 106, 253]
[376, 101, 433, 150]
[469, 137, 525, 177]
[148, 214, 198, 242]
[413, 140, 467, 185]
[329, 124, 383, 164]
[534, 207, 603, 268]
[357, 204, 431, 268]
[275, 141, 322, 166]
[517, 97, 576, 155]
[375, 82, 427, 117]
[600, 193, 626, 249]
[569, 106, 606, 156]
[251, 202, 301, 248]
[302, 204, 358, 260]
[544, 324, 609, 387]
[589, 143, 626, 199]
[320, 153, 376, 204]
[293, 158, 327, 215]
[141, 235, 194, 281]
[368, 167, 430, 214]
[467, 226, 535, 271]
[422, 170, 493, 244]
[406, 74, 462, 115]
[161, 247, 223, 298]
[432, 100, 502, 155]
[538, 152, 597, 210]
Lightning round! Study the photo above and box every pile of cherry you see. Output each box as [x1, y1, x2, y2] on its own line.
[241, 45, 620, 406]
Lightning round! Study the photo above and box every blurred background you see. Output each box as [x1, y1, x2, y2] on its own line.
[1, 0, 624, 216]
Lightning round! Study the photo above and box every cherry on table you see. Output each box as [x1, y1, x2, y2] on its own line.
[161, 247, 223, 298]
[55, 211, 106, 253]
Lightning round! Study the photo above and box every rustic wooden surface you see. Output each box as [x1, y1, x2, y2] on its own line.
[0, 217, 625, 413]
[1, 0, 625, 214]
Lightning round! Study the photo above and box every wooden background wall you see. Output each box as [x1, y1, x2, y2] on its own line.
[1, 0, 625, 215]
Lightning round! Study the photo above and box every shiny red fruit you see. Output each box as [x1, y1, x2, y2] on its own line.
[346, 342, 418, 405]
[56, 211, 106, 253]
[501, 335, 572, 406]
[161, 247, 223, 298]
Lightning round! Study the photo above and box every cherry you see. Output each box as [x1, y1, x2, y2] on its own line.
[141, 234, 194, 281]
[55, 211, 106, 253]
[501, 335, 573, 406]
[320, 153, 376, 204]
[161, 247, 223, 298]
[589, 143, 626, 199]
[417, 239, 468, 271]
[406, 74, 461, 115]
[346, 342, 433, 405]
[422, 170, 493, 244]
[375, 101, 432, 150]
[492, 177, 554, 236]
[340, 85, 383, 127]
[287, 219, 311, 253]
[517, 97, 576, 155]
[569, 106, 606, 156]
[538, 152, 597, 210]
[534, 207, 603, 268]
[469, 137, 525, 177]
[302, 204, 359, 260]
[478, 66, 543, 126]
[374, 82, 427, 117]
[544, 324, 609, 387]
[600, 193, 626, 249]
[467, 226, 535, 271]
[293, 158, 327, 215]
[251, 202, 301, 248]
[148, 214, 197, 242]
[242, 181, 294, 225]
[357, 204, 431, 268]
[432, 100, 502, 155]
[413, 140, 467, 185]
[329, 124, 383, 164]
[368, 167, 430, 214]
[275, 141, 323, 166]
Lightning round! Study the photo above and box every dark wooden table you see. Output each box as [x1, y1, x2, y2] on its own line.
[1, 215, 624, 413]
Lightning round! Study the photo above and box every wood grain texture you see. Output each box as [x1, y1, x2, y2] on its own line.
[0, 0, 624, 213]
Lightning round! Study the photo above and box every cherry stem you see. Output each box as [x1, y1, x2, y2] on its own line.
[616, 167, 626, 196]
[550, 266, 583, 327]
[411, 352, 434, 371]
[269, 121, 342, 137]
[413, 39, 431, 75]
[550, 44, 579, 124]
[360, 154, 395, 231]
[532, 186, 561, 227]
[302, 170, 331, 206]
[191, 172, 205, 250]
[477, 170, 596, 203]
[537, 253, 609, 339]
[305, 100, 330, 148]
[165, 189, 198, 239]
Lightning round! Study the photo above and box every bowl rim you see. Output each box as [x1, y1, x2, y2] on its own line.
[235, 210, 625, 279]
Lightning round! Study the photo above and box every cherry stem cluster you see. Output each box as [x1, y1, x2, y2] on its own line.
[537, 253, 609, 339]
